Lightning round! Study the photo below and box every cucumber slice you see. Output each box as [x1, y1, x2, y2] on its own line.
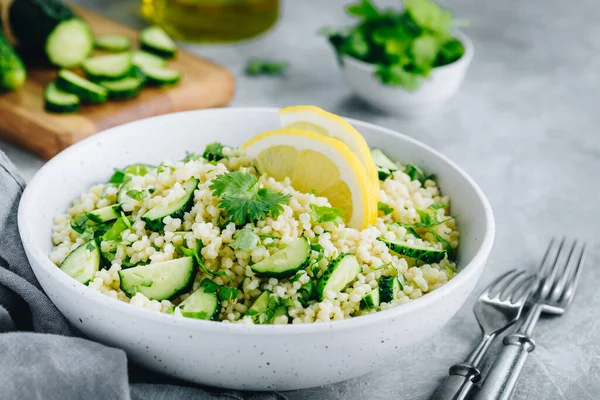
[60, 241, 100, 284]
[371, 148, 397, 180]
[244, 290, 274, 323]
[379, 276, 401, 303]
[83, 53, 133, 80]
[140, 26, 177, 59]
[99, 76, 143, 100]
[317, 254, 361, 301]
[70, 213, 90, 234]
[118, 256, 196, 300]
[56, 70, 107, 104]
[124, 163, 154, 176]
[142, 177, 199, 231]
[360, 288, 380, 309]
[85, 204, 121, 224]
[177, 286, 221, 320]
[380, 238, 447, 264]
[95, 34, 132, 52]
[0, 32, 26, 91]
[44, 82, 79, 114]
[143, 66, 181, 86]
[132, 50, 167, 69]
[250, 237, 310, 278]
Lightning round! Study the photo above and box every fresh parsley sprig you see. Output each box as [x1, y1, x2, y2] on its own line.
[309, 204, 345, 225]
[209, 171, 291, 226]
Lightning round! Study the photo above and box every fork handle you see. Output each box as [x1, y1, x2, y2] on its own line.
[431, 363, 480, 400]
[474, 334, 536, 400]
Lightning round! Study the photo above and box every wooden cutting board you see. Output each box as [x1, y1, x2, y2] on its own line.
[0, 6, 235, 160]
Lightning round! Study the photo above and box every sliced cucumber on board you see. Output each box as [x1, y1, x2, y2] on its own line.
[317, 253, 361, 301]
[44, 82, 79, 113]
[371, 149, 397, 180]
[132, 50, 167, 69]
[360, 288, 380, 309]
[140, 26, 177, 59]
[60, 241, 100, 284]
[142, 66, 181, 86]
[250, 237, 310, 278]
[142, 177, 199, 231]
[0, 32, 26, 91]
[56, 70, 108, 104]
[9, 0, 93, 68]
[379, 276, 401, 303]
[94, 34, 132, 52]
[380, 238, 447, 264]
[118, 256, 196, 300]
[99, 76, 144, 100]
[83, 53, 133, 80]
[177, 286, 220, 320]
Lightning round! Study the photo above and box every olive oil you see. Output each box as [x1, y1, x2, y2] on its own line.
[141, 0, 279, 43]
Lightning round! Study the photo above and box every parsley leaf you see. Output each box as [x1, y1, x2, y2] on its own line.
[377, 202, 394, 215]
[200, 278, 220, 293]
[109, 170, 125, 184]
[180, 240, 231, 281]
[347, 0, 380, 18]
[404, 163, 428, 182]
[245, 58, 288, 76]
[231, 228, 260, 250]
[126, 189, 147, 201]
[210, 172, 291, 226]
[219, 286, 240, 302]
[309, 204, 345, 225]
[202, 142, 227, 162]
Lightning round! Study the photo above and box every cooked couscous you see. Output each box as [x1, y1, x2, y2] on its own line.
[49, 143, 458, 324]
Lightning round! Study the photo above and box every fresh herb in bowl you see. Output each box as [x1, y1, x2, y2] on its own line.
[321, 0, 466, 91]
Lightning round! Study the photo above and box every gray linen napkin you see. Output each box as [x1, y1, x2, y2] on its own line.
[0, 150, 287, 400]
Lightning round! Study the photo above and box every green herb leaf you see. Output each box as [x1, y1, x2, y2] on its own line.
[219, 286, 240, 302]
[299, 281, 316, 301]
[411, 34, 440, 69]
[182, 153, 202, 163]
[245, 58, 288, 76]
[378, 202, 394, 215]
[109, 170, 125, 184]
[429, 203, 446, 210]
[210, 171, 291, 226]
[231, 228, 260, 250]
[202, 142, 227, 162]
[199, 278, 220, 293]
[425, 227, 456, 260]
[70, 214, 90, 234]
[346, 0, 379, 18]
[404, 0, 452, 35]
[180, 241, 231, 281]
[405, 163, 427, 182]
[374, 65, 420, 91]
[126, 189, 147, 201]
[309, 204, 345, 225]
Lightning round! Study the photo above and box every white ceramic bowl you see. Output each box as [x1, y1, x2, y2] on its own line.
[18, 108, 493, 391]
[340, 31, 474, 117]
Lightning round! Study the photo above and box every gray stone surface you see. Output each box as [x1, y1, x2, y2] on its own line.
[1, 0, 599, 399]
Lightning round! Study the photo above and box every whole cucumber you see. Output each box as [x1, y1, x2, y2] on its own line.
[0, 31, 26, 91]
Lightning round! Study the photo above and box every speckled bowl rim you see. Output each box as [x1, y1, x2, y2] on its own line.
[18, 107, 495, 335]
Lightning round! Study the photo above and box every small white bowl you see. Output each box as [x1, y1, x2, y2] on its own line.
[339, 31, 474, 117]
[18, 108, 493, 390]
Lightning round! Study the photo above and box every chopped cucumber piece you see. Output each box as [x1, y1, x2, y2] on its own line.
[83, 53, 133, 80]
[371, 148, 397, 180]
[70, 213, 90, 234]
[85, 204, 121, 224]
[94, 34, 132, 52]
[244, 290, 274, 323]
[99, 76, 143, 100]
[143, 66, 181, 86]
[380, 238, 447, 264]
[132, 50, 167, 69]
[142, 177, 199, 231]
[0, 31, 26, 91]
[124, 163, 154, 176]
[56, 70, 107, 104]
[360, 288, 380, 309]
[118, 256, 196, 300]
[140, 26, 177, 59]
[44, 82, 79, 113]
[317, 254, 361, 301]
[250, 237, 309, 278]
[60, 241, 100, 284]
[379, 276, 401, 303]
[177, 286, 220, 320]
[269, 306, 289, 323]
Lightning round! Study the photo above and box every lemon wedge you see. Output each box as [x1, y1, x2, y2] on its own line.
[241, 128, 378, 230]
[279, 105, 380, 198]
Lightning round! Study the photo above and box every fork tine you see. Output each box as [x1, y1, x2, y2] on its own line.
[549, 240, 578, 303]
[484, 269, 520, 299]
[509, 275, 536, 304]
[559, 242, 586, 308]
[497, 270, 528, 301]
[537, 237, 566, 299]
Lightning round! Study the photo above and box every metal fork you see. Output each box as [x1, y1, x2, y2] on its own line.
[432, 270, 535, 400]
[475, 238, 586, 400]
